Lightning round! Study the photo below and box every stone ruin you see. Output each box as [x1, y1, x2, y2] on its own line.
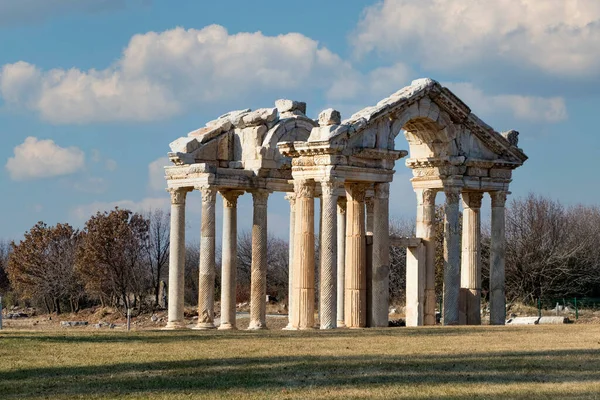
[163, 78, 527, 330]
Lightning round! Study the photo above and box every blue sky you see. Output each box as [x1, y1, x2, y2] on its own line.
[1, 0, 599, 242]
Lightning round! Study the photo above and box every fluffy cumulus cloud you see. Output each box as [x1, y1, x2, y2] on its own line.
[0, 25, 353, 124]
[353, 0, 600, 77]
[0, 0, 127, 26]
[445, 83, 568, 123]
[148, 157, 169, 192]
[5, 136, 85, 180]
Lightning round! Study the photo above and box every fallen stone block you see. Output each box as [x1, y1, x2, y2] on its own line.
[538, 316, 569, 324]
[60, 321, 88, 327]
[506, 317, 539, 325]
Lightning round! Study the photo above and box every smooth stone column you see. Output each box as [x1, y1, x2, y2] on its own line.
[366, 197, 374, 235]
[195, 186, 217, 330]
[336, 198, 347, 328]
[443, 188, 461, 325]
[284, 194, 296, 330]
[489, 191, 507, 325]
[345, 183, 367, 328]
[319, 180, 338, 329]
[165, 188, 190, 330]
[371, 183, 390, 327]
[414, 188, 437, 325]
[460, 192, 483, 325]
[219, 190, 243, 330]
[292, 180, 316, 329]
[248, 190, 269, 330]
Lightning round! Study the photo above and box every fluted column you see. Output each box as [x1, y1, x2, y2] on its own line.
[489, 191, 507, 325]
[292, 180, 316, 329]
[165, 187, 191, 330]
[248, 190, 269, 330]
[219, 190, 243, 330]
[460, 192, 483, 325]
[371, 183, 390, 327]
[319, 180, 338, 329]
[336, 198, 347, 327]
[443, 188, 461, 325]
[413, 188, 437, 325]
[284, 194, 296, 330]
[366, 197, 374, 235]
[195, 186, 217, 330]
[345, 183, 367, 328]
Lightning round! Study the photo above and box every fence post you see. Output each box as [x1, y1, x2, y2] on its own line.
[0, 295, 3, 330]
[537, 298, 541, 318]
[127, 308, 131, 332]
[574, 297, 578, 321]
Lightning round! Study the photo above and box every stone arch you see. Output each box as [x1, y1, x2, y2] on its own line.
[262, 116, 318, 167]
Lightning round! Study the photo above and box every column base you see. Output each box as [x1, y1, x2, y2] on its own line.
[320, 325, 336, 330]
[282, 323, 297, 331]
[163, 321, 188, 330]
[336, 320, 347, 328]
[217, 323, 236, 330]
[247, 321, 268, 330]
[193, 322, 216, 330]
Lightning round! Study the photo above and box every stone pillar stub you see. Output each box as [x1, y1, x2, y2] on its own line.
[413, 188, 437, 326]
[371, 183, 390, 327]
[165, 187, 191, 330]
[195, 186, 217, 330]
[283, 193, 296, 330]
[248, 190, 269, 330]
[490, 191, 507, 325]
[443, 188, 461, 326]
[460, 192, 483, 325]
[219, 190, 243, 330]
[292, 179, 316, 329]
[319, 180, 338, 329]
[345, 183, 368, 328]
[336, 197, 347, 328]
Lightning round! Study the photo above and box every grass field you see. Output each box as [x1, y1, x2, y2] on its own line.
[1, 324, 600, 399]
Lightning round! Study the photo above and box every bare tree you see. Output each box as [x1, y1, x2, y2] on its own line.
[389, 217, 415, 304]
[145, 209, 170, 307]
[184, 241, 199, 306]
[0, 239, 11, 295]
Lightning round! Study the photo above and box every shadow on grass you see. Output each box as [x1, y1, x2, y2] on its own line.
[1, 346, 600, 399]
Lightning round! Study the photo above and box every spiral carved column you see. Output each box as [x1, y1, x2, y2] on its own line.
[195, 186, 217, 330]
[319, 180, 338, 329]
[248, 190, 269, 330]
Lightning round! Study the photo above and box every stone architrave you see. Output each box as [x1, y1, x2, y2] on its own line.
[413, 188, 437, 325]
[319, 180, 338, 329]
[284, 194, 296, 330]
[371, 183, 390, 327]
[292, 180, 316, 329]
[490, 191, 507, 325]
[248, 190, 269, 330]
[219, 190, 243, 330]
[443, 188, 461, 325]
[195, 186, 217, 330]
[164, 188, 190, 330]
[460, 192, 483, 325]
[336, 198, 347, 327]
[345, 183, 368, 328]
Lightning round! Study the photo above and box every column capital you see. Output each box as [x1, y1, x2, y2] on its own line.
[250, 190, 270, 206]
[490, 191, 508, 208]
[320, 179, 340, 198]
[374, 183, 390, 199]
[415, 188, 438, 206]
[220, 190, 244, 208]
[462, 192, 484, 209]
[167, 187, 192, 205]
[294, 179, 315, 199]
[195, 185, 217, 204]
[337, 197, 347, 214]
[444, 187, 461, 205]
[345, 182, 368, 202]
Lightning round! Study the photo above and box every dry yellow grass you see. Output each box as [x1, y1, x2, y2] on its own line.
[1, 323, 599, 399]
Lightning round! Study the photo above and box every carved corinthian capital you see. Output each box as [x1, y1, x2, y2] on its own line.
[345, 182, 368, 202]
[374, 183, 390, 199]
[337, 197, 347, 214]
[416, 188, 437, 206]
[320, 180, 338, 198]
[284, 193, 296, 208]
[490, 191, 508, 208]
[220, 190, 244, 208]
[251, 190, 269, 207]
[168, 187, 191, 205]
[462, 192, 484, 209]
[294, 179, 315, 199]
[444, 188, 461, 205]
[197, 186, 217, 204]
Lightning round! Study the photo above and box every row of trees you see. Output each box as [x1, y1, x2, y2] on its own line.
[1, 193, 599, 315]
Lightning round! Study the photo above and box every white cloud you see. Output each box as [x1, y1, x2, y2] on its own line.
[353, 0, 600, 76]
[70, 197, 170, 221]
[148, 157, 169, 192]
[0, 25, 351, 124]
[104, 159, 117, 171]
[6, 136, 85, 180]
[0, 0, 127, 26]
[445, 82, 568, 123]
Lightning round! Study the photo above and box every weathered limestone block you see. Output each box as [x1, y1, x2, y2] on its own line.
[169, 137, 199, 153]
[275, 99, 306, 114]
[308, 125, 349, 142]
[319, 108, 341, 126]
[242, 108, 278, 126]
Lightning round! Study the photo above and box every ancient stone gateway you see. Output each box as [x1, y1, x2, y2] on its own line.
[163, 78, 527, 330]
